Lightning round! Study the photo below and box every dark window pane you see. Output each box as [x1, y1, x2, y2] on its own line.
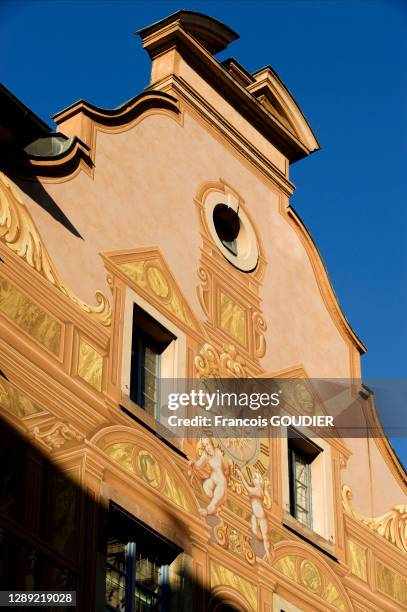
[105, 505, 183, 612]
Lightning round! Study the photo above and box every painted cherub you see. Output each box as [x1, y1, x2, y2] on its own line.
[189, 437, 230, 516]
[236, 467, 272, 561]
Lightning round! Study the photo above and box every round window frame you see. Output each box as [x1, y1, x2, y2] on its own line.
[204, 192, 259, 272]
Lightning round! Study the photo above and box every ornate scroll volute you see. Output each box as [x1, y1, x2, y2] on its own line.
[342, 485, 407, 554]
[252, 311, 267, 358]
[195, 343, 247, 378]
[197, 266, 211, 318]
[194, 180, 268, 372]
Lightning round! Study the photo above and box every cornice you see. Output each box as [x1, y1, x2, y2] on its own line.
[167, 76, 295, 196]
[136, 10, 239, 55]
[52, 89, 180, 128]
[248, 65, 319, 154]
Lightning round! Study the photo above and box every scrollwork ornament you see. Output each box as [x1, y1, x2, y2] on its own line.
[214, 520, 228, 547]
[195, 343, 247, 378]
[219, 344, 247, 377]
[0, 172, 111, 326]
[197, 266, 211, 317]
[252, 311, 267, 358]
[33, 421, 83, 450]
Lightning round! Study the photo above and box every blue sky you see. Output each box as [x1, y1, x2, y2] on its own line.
[1, 1, 406, 465]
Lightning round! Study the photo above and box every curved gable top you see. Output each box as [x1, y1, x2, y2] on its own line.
[136, 9, 239, 54]
[248, 66, 320, 154]
[4, 91, 180, 178]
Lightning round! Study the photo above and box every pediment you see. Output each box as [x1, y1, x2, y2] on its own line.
[247, 66, 320, 154]
[102, 246, 204, 336]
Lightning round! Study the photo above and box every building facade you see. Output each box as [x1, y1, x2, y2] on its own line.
[0, 10, 406, 612]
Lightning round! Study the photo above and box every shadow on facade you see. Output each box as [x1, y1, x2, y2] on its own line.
[7, 172, 84, 239]
[0, 165, 83, 240]
[0, 413, 240, 612]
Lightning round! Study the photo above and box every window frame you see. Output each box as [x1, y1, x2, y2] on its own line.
[121, 289, 187, 422]
[288, 442, 313, 529]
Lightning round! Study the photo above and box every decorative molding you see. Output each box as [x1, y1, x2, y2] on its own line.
[0, 172, 111, 326]
[339, 453, 348, 470]
[32, 420, 83, 450]
[342, 485, 407, 554]
[252, 311, 267, 358]
[102, 246, 203, 337]
[119, 259, 195, 328]
[195, 180, 267, 369]
[197, 266, 210, 317]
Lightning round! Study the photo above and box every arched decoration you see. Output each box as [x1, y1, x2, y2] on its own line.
[272, 542, 354, 612]
[210, 560, 257, 612]
[194, 179, 267, 371]
[0, 172, 111, 326]
[90, 425, 201, 517]
[209, 586, 253, 612]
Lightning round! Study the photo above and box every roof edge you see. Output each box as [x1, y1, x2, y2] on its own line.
[136, 9, 239, 55]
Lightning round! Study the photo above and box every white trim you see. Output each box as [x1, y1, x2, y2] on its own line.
[281, 428, 335, 543]
[204, 189, 259, 271]
[121, 286, 187, 402]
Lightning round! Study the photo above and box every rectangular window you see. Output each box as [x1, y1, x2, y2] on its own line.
[105, 504, 183, 612]
[288, 431, 321, 530]
[130, 305, 175, 418]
